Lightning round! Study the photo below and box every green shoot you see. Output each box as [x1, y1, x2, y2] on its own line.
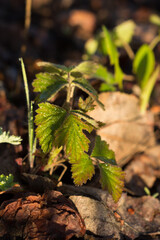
[19, 58, 36, 168]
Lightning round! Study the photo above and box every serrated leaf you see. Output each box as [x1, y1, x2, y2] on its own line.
[133, 44, 155, 89]
[91, 135, 116, 165]
[35, 103, 67, 153]
[114, 20, 136, 47]
[72, 110, 99, 128]
[0, 127, 22, 145]
[99, 163, 125, 202]
[32, 73, 68, 102]
[36, 61, 71, 74]
[72, 78, 104, 110]
[78, 96, 95, 112]
[102, 26, 118, 65]
[54, 113, 93, 162]
[71, 154, 95, 185]
[140, 65, 160, 113]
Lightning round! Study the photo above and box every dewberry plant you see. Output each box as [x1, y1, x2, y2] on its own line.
[32, 61, 125, 202]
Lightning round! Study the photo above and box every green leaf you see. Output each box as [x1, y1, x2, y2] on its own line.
[115, 61, 124, 89]
[91, 135, 116, 165]
[102, 26, 118, 65]
[71, 154, 95, 185]
[93, 64, 108, 82]
[71, 61, 99, 76]
[140, 65, 160, 113]
[72, 77, 104, 109]
[133, 44, 155, 89]
[113, 20, 136, 47]
[98, 163, 125, 202]
[72, 110, 99, 128]
[36, 61, 72, 74]
[150, 14, 160, 27]
[0, 174, 16, 191]
[32, 73, 68, 102]
[35, 103, 67, 153]
[99, 83, 116, 92]
[78, 96, 95, 112]
[54, 113, 93, 162]
[0, 127, 22, 145]
[85, 38, 98, 55]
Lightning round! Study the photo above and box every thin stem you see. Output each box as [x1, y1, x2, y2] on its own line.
[66, 72, 75, 109]
[150, 35, 160, 50]
[122, 42, 135, 60]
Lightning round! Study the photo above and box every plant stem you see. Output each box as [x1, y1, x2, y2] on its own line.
[122, 42, 135, 60]
[150, 35, 160, 50]
[66, 72, 75, 109]
[19, 58, 35, 168]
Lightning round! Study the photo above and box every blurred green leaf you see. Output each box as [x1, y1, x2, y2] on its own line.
[37, 61, 72, 74]
[150, 14, 160, 27]
[0, 174, 16, 191]
[99, 83, 116, 92]
[113, 20, 136, 47]
[101, 26, 118, 65]
[140, 65, 160, 113]
[115, 61, 124, 89]
[85, 38, 98, 55]
[133, 44, 155, 89]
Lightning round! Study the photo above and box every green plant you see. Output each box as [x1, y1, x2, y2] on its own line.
[0, 127, 22, 145]
[32, 61, 125, 202]
[144, 186, 159, 198]
[0, 174, 16, 191]
[20, 58, 36, 168]
[84, 20, 160, 113]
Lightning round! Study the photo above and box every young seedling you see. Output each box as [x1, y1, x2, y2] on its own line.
[32, 61, 125, 202]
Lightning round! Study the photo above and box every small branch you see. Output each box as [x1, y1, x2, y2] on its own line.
[66, 73, 75, 109]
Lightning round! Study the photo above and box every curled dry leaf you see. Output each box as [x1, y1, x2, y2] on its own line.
[0, 190, 86, 240]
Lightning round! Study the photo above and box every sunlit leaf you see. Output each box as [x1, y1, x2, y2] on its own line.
[140, 65, 160, 113]
[54, 113, 93, 162]
[99, 83, 116, 92]
[115, 61, 124, 89]
[85, 38, 98, 55]
[35, 103, 67, 153]
[99, 163, 125, 202]
[36, 61, 72, 74]
[0, 127, 22, 145]
[72, 110, 99, 128]
[71, 61, 99, 76]
[114, 20, 136, 46]
[32, 73, 68, 102]
[72, 77, 104, 109]
[91, 135, 116, 165]
[150, 14, 160, 27]
[101, 26, 118, 65]
[133, 44, 155, 89]
[78, 96, 95, 112]
[71, 154, 95, 185]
